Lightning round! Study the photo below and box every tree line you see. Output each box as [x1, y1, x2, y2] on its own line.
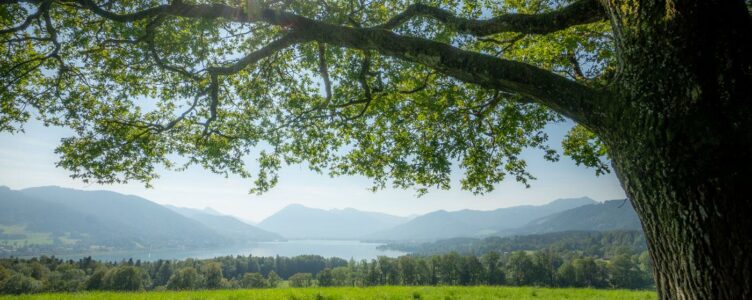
[381, 230, 647, 257]
[0, 249, 653, 294]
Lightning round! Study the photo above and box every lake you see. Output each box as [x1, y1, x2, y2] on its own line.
[54, 240, 407, 262]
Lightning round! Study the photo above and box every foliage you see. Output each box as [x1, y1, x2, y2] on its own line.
[288, 273, 314, 288]
[0, 0, 613, 195]
[0, 243, 654, 294]
[202, 262, 224, 289]
[166, 267, 202, 291]
[266, 271, 281, 288]
[240, 273, 267, 289]
[561, 125, 609, 175]
[0, 274, 42, 294]
[316, 268, 334, 287]
[101, 266, 149, 291]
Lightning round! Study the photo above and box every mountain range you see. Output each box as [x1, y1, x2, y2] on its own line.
[257, 204, 412, 239]
[502, 199, 642, 236]
[364, 197, 598, 241]
[0, 186, 278, 256]
[1, 185, 642, 257]
[165, 205, 282, 241]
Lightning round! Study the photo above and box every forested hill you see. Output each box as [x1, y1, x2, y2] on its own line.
[0, 187, 120, 244]
[366, 197, 597, 241]
[0, 186, 277, 256]
[381, 230, 648, 257]
[257, 204, 411, 239]
[504, 199, 642, 236]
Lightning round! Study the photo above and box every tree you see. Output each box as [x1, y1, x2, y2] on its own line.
[46, 264, 86, 292]
[505, 251, 534, 286]
[166, 267, 202, 290]
[240, 272, 267, 288]
[607, 255, 642, 289]
[0, 274, 42, 294]
[556, 262, 577, 287]
[103, 266, 148, 291]
[459, 256, 483, 286]
[330, 266, 351, 286]
[397, 256, 417, 285]
[1, 1, 749, 298]
[288, 272, 313, 287]
[481, 252, 505, 285]
[84, 267, 108, 291]
[530, 251, 559, 286]
[317, 268, 334, 287]
[0, 265, 10, 283]
[202, 262, 224, 289]
[153, 261, 174, 287]
[266, 270, 281, 288]
[637, 251, 654, 288]
[571, 258, 605, 288]
[28, 262, 48, 281]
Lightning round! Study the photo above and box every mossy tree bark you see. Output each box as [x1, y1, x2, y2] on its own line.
[600, 1, 752, 299]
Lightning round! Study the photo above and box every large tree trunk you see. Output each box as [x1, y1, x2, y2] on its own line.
[601, 0, 752, 299]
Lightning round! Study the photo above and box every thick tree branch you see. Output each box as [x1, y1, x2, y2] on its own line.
[0, 1, 49, 35]
[292, 20, 608, 128]
[378, 0, 606, 36]
[205, 33, 304, 75]
[203, 74, 219, 136]
[317, 42, 332, 101]
[567, 51, 587, 80]
[61, 0, 609, 128]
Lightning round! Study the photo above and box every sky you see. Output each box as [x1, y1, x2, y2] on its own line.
[0, 118, 626, 223]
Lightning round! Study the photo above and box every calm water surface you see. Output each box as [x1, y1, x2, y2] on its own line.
[56, 240, 406, 262]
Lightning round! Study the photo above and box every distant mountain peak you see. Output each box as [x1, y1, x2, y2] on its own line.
[282, 203, 311, 210]
[258, 204, 411, 239]
[548, 196, 596, 204]
[165, 204, 282, 242]
[202, 207, 224, 216]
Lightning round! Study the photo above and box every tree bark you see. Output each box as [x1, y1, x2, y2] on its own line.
[601, 0, 752, 299]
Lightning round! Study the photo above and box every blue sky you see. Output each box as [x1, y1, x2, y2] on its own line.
[0, 118, 625, 222]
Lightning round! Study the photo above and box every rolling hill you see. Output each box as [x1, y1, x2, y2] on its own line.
[0, 186, 282, 256]
[0, 186, 119, 243]
[12, 186, 229, 249]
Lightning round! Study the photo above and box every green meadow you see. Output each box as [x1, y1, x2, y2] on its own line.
[0, 286, 656, 300]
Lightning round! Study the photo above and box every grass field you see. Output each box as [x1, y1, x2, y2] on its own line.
[0, 286, 656, 300]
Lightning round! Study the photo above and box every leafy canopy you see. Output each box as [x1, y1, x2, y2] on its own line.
[1, 0, 613, 194]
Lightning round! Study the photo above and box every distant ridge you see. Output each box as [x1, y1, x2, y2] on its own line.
[366, 197, 597, 241]
[505, 199, 642, 236]
[257, 204, 411, 239]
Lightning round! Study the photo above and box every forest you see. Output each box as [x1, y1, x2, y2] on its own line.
[0, 247, 653, 294]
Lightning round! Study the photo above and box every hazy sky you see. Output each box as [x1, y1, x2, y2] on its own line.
[0, 118, 625, 222]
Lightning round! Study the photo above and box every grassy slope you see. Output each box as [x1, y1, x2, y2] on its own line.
[1, 286, 656, 300]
